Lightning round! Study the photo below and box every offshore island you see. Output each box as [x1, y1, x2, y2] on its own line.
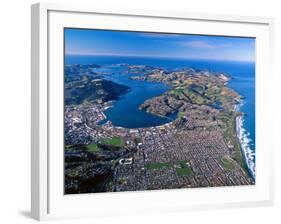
[64, 63, 254, 194]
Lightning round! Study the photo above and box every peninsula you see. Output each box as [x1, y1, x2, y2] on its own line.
[64, 63, 254, 194]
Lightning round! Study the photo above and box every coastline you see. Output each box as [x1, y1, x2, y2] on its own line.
[234, 103, 255, 179]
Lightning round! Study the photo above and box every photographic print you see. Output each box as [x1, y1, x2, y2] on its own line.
[64, 28, 255, 194]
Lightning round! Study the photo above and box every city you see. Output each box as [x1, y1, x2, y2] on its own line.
[64, 63, 254, 194]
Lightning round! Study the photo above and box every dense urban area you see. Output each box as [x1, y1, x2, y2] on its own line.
[64, 63, 254, 194]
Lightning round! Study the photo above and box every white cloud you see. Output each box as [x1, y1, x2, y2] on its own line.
[181, 41, 231, 49]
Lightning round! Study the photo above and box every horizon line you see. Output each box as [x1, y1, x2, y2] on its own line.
[65, 53, 255, 63]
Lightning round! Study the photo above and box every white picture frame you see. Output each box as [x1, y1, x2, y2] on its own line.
[31, 2, 274, 221]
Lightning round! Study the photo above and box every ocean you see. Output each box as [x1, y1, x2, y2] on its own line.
[65, 55, 256, 178]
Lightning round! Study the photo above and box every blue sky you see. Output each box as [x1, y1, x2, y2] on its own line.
[65, 28, 255, 62]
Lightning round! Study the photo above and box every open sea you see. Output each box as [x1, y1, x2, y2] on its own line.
[65, 55, 256, 178]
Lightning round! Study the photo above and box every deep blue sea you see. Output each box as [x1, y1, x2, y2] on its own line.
[65, 55, 255, 177]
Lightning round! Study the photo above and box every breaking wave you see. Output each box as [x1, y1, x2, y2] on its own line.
[235, 103, 255, 178]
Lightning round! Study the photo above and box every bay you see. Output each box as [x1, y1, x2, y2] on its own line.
[65, 55, 255, 177]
